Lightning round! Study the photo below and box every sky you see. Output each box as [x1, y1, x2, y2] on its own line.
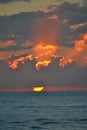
[0, 0, 87, 91]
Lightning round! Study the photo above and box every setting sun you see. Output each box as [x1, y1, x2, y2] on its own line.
[33, 86, 44, 92]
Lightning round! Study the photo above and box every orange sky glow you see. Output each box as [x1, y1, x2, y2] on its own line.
[0, 17, 87, 70]
[0, 0, 87, 92]
[0, 31, 86, 70]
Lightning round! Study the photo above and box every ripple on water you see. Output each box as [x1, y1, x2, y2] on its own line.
[35, 117, 58, 125]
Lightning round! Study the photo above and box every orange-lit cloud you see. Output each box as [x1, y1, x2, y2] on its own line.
[8, 54, 33, 69]
[36, 60, 51, 70]
[0, 47, 32, 61]
[74, 33, 87, 52]
[0, 32, 87, 70]
[48, 14, 58, 20]
[33, 42, 58, 69]
[70, 22, 87, 31]
[59, 33, 87, 67]
[74, 40, 85, 52]
[59, 57, 73, 68]
[0, 40, 15, 48]
[7, 33, 87, 69]
[7, 42, 58, 70]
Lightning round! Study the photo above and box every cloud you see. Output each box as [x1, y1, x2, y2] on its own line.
[47, 14, 58, 20]
[0, 0, 84, 16]
[0, 0, 31, 4]
[0, 1, 87, 89]
[1, 33, 86, 70]
[70, 22, 87, 31]
[0, 2, 87, 70]
[0, 60, 87, 89]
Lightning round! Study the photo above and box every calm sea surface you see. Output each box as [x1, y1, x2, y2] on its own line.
[0, 91, 87, 130]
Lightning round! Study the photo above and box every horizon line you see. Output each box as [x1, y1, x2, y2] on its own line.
[0, 87, 87, 92]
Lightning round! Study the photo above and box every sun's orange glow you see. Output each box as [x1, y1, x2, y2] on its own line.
[33, 86, 44, 92]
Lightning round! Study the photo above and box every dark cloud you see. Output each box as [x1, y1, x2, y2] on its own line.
[0, 11, 59, 52]
[47, 4, 57, 10]
[0, 12, 36, 41]
[1, 2, 87, 48]
[0, 0, 31, 4]
[0, 60, 87, 89]
[0, 1, 87, 47]
[0, 2, 87, 51]
[0, 11, 47, 40]
[0, 12, 38, 53]
[0, 43, 33, 51]
[52, 2, 87, 47]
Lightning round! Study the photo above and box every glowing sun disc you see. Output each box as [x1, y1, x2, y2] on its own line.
[33, 86, 44, 92]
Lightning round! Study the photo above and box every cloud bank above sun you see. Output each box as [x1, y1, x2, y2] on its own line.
[0, 1, 87, 71]
[0, 32, 87, 70]
[0, 0, 87, 89]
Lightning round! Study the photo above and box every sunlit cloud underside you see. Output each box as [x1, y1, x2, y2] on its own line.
[0, 32, 87, 70]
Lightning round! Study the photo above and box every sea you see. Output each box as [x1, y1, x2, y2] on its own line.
[0, 91, 87, 130]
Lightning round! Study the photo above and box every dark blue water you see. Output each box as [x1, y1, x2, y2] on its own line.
[0, 91, 87, 130]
